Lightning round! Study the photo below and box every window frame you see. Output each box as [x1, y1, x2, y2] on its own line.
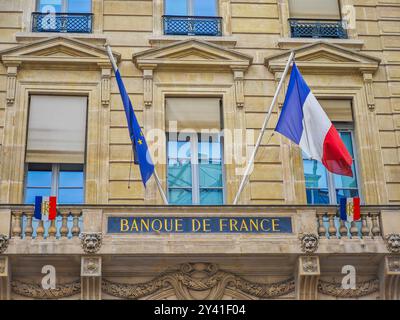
[167, 132, 225, 205]
[24, 163, 85, 204]
[36, 0, 92, 13]
[164, 0, 219, 17]
[303, 124, 361, 205]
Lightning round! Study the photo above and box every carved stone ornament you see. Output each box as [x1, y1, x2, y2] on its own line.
[300, 233, 319, 254]
[102, 263, 295, 300]
[11, 280, 81, 299]
[387, 256, 400, 273]
[81, 257, 101, 277]
[0, 258, 6, 274]
[385, 233, 400, 253]
[318, 279, 379, 298]
[80, 232, 102, 254]
[0, 234, 9, 254]
[301, 256, 319, 274]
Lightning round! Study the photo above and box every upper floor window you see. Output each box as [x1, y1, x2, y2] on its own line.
[33, 0, 93, 33]
[302, 99, 359, 204]
[288, 0, 347, 39]
[25, 95, 87, 204]
[163, 0, 222, 36]
[166, 98, 224, 205]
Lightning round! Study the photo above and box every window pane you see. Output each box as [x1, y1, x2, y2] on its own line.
[68, 0, 91, 13]
[303, 159, 328, 189]
[333, 163, 358, 189]
[193, 0, 217, 16]
[165, 0, 187, 15]
[168, 140, 191, 159]
[339, 131, 354, 158]
[306, 188, 329, 204]
[59, 164, 84, 187]
[26, 170, 52, 188]
[198, 138, 221, 163]
[168, 160, 192, 187]
[58, 188, 84, 204]
[25, 188, 51, 204]
[199, 164, 222, 188]
[38, 0, 62, 12]
[200, 189, 223, 205]
[336, 189, 359, 204]
[169, 188, 192, 204]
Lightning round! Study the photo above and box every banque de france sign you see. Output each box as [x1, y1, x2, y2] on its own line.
[107, 216, 292, 234]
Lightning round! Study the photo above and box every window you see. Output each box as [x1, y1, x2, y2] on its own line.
[166, 98, 224, 205]
[25, 163, 84, 204]
[25, 95, 87, 204]
[37, 0, 92, 13]
[288, 0, 347, 39]
[165, 0, 218, 17]
[288, 0, 341, 20]
[303, 127, 359, 205]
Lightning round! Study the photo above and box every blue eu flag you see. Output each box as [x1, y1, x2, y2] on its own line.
[115, 69, 154, 186]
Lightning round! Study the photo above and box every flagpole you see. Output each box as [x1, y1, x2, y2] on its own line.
[105, 44, 169, 205]
[233, 51, 295, 205]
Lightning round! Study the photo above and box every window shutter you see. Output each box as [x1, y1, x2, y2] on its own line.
[26, 95, 87, 163]
[319, 99, 353, 122]
[165, 97, 222, 131]
[288, 0, 341, 20]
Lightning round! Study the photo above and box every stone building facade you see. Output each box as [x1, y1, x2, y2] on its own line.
[0, 0, 399, 300]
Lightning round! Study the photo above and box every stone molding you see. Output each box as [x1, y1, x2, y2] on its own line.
[0, 235, 9, 254]
[318, 279, 379, 298]
[11, 280, 81, 299]
[102, 263, 295, 300]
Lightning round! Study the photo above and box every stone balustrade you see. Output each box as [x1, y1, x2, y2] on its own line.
[9, 206, 82, 240]
[316, 208, 382, 239]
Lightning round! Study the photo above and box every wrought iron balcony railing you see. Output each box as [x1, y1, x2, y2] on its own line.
[289, 18, 347, 39]
[32, 12, 93, 33]
[163, 15, 222, 36]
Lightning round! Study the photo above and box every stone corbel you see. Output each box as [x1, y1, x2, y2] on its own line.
[295, 256, 320, 300]
[81, 256, 102, 300]
[143, 68, 154, 108]
[0, 256, 10, 300]
[6, 64, 19, 106]
[232, 69, 245, 108]
[362, 72, 375, 111]
[100, 67, 111, 107]
[379, 256, 400, 300]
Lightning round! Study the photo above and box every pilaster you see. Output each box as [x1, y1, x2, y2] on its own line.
[379, 256, 400, 300]
[81, 256, 102, 300]
[0, 257, 11, 300]
[295, 256, 320, 300]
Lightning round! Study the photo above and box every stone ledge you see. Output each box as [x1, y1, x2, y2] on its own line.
[148, 35, 237, 48]
[277, 37, 365, 50]
[15, 32, 107, 45]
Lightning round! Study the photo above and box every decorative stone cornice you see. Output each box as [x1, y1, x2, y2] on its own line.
[385, 233, 400, 253]
[102, 263, 295, 300]
[11, 280, 81, 299]
[299, 233, 319, 254]
[265, 41, 380, 75]
[318, 279, 379, 298]
[80, 232, 102, 254]
[0, 36, 121, 69]
[0, 235, 9, 254]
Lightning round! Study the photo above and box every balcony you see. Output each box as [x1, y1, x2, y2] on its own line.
[32, 12, 93, 33]
[289, 18, 347, 39]
[163, 15, 222, 36]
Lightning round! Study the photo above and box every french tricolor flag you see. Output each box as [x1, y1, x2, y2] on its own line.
[276, 63, 353, 177]
[34, 196, 57, 221]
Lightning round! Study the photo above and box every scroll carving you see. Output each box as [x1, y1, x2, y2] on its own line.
[318, 279, 379, 298]
[11, 280, 81, 299]
[102, 263, 295, 300]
